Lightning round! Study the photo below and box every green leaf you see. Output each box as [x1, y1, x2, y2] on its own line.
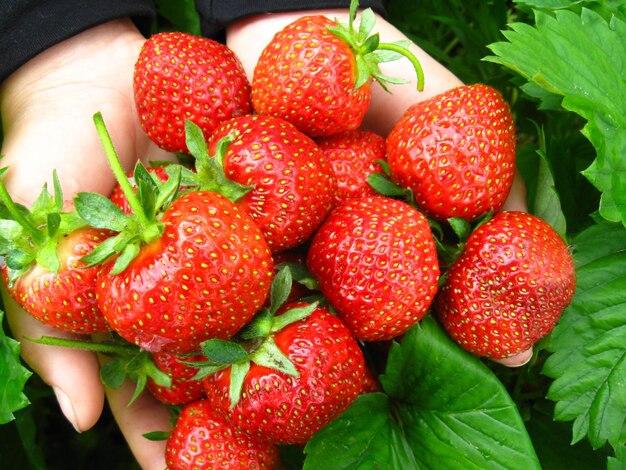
[305, 315, 540, 469]
[486, 9, 626, 227]
[228, 361, 250, 410]
[526, 400, 611, 470]
[0, 310, 32, 424]
[143, 430, 171, 441]
[201, 339, 249, 364]
[268, 265, 293, 315]
[74, 192, 131, 232]
[304, 393, 419, 469]
[368, 172, 411, 198]
[34, 238, 60, 273]
[134, 163, 158, 219]
[0, 220, 25, 245]
[249, 337, 298, 378]
[543, 221, 626, 449]
[100, 358, 127, 390]
[270, 303, 317, 333]
[110, 242, 141, 275]
[382, 316, 540, 469]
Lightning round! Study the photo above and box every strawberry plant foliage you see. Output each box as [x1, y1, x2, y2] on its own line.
[304, 316, 540, 469]
[486, 7, 626, 227]
[543, 221, 626, 450]
[0, 310, 31, 424]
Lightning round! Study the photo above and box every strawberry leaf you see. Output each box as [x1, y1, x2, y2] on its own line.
[486, 8, 626, 227]
[542, 220, 626, 449]
[201, 339, 249, 364]
[305, 315, 541, 469]
[249, 337, 298, 377]
[304, 393, 418, 469]
[0, 310, 32, 424]
[74, 192, 131, 232]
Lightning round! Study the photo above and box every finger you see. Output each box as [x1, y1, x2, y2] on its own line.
[1, 283, 105, 431]
[104, 378, 171, 470]
[491, 347, 534, 368]
[501, 170, 528, 212]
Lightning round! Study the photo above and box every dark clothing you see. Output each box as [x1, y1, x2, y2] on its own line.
[0, 0, 386, 83]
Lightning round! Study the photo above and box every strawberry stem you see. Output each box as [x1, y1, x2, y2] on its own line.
[377, 42, 425, 91]
[92, 112, 162, 242]
[26, 335, 139, 356]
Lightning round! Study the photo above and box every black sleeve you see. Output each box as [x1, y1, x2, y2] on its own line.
[197, 0, 387, 38]
[0, 0, 156, 83]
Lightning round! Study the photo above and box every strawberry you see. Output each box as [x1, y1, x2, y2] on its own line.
[133, 31, 251, 153]
[203, 115, 337, 252]
[386, 83, 517, 221]
[94, 189, 273, 354]
[436, 211, 576, 359]
[165, 399, 280, 470]
[315, 129, 386, 205]
[147, 351, 206, 405]
[0, 169, 110, 334]
[306, 195, 440, 341]
[201, 302, 371, 445]
[251, 0, 424, 137]
[76, 113, 274, 354]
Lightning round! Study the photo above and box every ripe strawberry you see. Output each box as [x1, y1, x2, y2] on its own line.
[133, 31, 251, 153]
[436, 211, 576, 359]
[77, 114, 274, 354]
[95, 190, 273, 353]
[204, 114, 336, 252]
[0, 168, 110, 334]
[202, 302, 372, 445]
[147, 351, 206, 405]
[386, 83, 517, 221]
[2, 226, 111, 334]
[165, 399, 280, 470]
[306, 195, 440, 341]
[251, 1, 424, 137]
[316, 129, 386, 205]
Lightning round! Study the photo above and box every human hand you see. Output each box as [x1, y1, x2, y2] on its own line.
[0, 18, 173, 469]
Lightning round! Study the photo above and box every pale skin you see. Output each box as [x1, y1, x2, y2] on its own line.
[0, 8, 529, 470]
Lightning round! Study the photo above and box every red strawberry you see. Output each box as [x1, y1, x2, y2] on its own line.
[386, 84, 517, 221]
[147, 351, 206, 405]
[306, 195, 440, 341]
[133, 31, 251, 153]
[77, 114, 274, 354]
[251, 5, 424, 137]
[316, 129, 386, 205]
[2, 226, 111, 334]
[205, 114, 336, 252]
[165, 399, 280, 470]
[436, 211, 576, 359]
[0, 168, 110, 334]
[202, 303, 372, 445]
[96, 190, 273, 353]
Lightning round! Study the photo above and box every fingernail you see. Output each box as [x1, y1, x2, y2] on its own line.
[53, 387, 81, 432]
[495, 348, 533, 368]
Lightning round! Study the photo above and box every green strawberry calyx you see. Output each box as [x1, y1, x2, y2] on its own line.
[74, 112, 182, 274]
[328, 0, 425, 92]
[170, 119, 253, 202]
[190, 266, 317, 409]
[0, 166, 87, 285]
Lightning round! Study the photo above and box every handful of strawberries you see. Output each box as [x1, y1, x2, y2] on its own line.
[0, 1, 575, 467]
